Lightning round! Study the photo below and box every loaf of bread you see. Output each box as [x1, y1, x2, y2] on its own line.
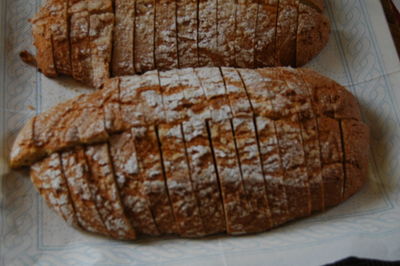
[21, 0, 330, 88]
[10, 67, 369, 239]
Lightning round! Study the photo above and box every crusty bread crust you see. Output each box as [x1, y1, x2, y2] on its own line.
[50, 0, 72, 75]
[255, 0, 279, 67]
[275, 0, 298, 67]
[217, 0, 236, 67]
[198, 0, 218, 67]
[209, 119, 255, 235]
[69, 0, 93, 86]
[235, 0, 258, 68]
[133, 126, 178, 235]
[61, 147, 109, 235]
[84, 143, 136, 240]
[11, 67, 369, 238]
[176, 0, 198, 68]
[155, 0, 178, 70]
[27, 1, 330, 87]
[109, 132, 160, 236]
[134, 0, 155, 73]
[31, 153, 79, 227]
[296, 2, 330, 66]
[233, 117, 273, 232]
[112, 0, 135, 76]
[159, 123, 205, 237]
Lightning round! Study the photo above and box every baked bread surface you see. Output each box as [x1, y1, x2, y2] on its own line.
[10, 67, 369, 239]
[24, 0, 330, 88]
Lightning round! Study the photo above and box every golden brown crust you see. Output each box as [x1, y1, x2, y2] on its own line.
[89, 12, 114, 89]
[255, 0, 279, 67]
[209, 119, 254, 235]
[27, 1, 330, 87]
[133, 126, 178, 235]
[296, 3, 330, 66]
[31, 153, 79, 227]
[182, 119, 226, 235]
[317, 117, 344, 208]
[84, 143, 137, 240]
[13, 67, 370, 239]
[155, 0, 178, 70]
[341, 117, 370, 199]
[134, 0, 155, 73]
[198, 0, 218, 66]
[255, 116, 290, 225]
[176, 0, 198, 68]
[216, 0, 236, 67]
[235, 0, 258, 68]
[112, 0, 135, 76]
[31, 9, 57, 78]
[69, 1, 93, 86]
[109, 132, 160, 236]
[61, 147, 109, 235]
[232, 117, 273, 232]
[275, 0, 298, 67]
[159, 123, 205, 237]
[278, 67, 324, 212]
[51, 0, 72, 75]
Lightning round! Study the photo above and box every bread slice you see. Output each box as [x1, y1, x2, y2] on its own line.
[198, 0, 218, 66]
[316, 117, 344, 208]
[159, 123, 205, 237]
[208, 119, 254, 235]
[235, 0, 259, 68]
[275, 0, 298, 66]
[69, 1, 93, 86]
[133, 126, 178, 234]
[120, 70, 165, 127]
[278, 67, 324, 212]
[237, 69, 290, 224]
[30, 153, 78, 227]
[177, 68, 211, 121]
[31, 10, 57, 77]
[84, 143, 136, 240]
[102, 78, 125, 133]
[255, 116, 289, 225]
[255, 0, 279, 67]
[112, 0, 135, 76]
[9, 117, 42, 169]
[298, 68, 361, 123]
[176, 0, 198, 68]
[232, 117, 272, 232]
[216, 0, 236, 66]
[296, 2, 330, 66]
[341, 120, 369, 199]
[236, 68, 275, 117]
[220, 67, 252, 117]
[33, 97, 81, 153]
[50, 0, 72, 75]
[159, 69, 189, 124]
[33, 90, 108, 156]
[155, 0, 178, 70]
[243, 68, 311, 219]
[178, 68, 225, 235]
[275, 116, 311, 219]
[89, 12, 114, 89]
[134, 0, 155, 73]
[182, 119, 226, 235]
[194, 67, 232, 122]
[299, 68, 362, 207]
[109, 132, 160, 236]
[61, 147, 109, 235]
